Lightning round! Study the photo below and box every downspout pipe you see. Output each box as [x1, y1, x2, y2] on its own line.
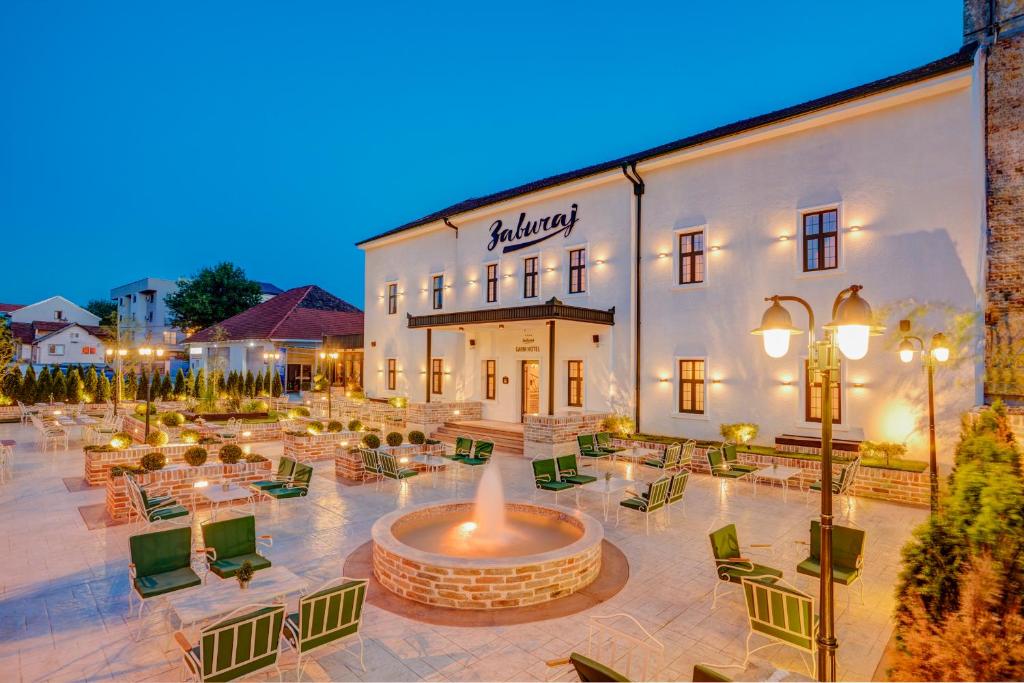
[443, 217, 459, 237]
[622, 161, 645, 432]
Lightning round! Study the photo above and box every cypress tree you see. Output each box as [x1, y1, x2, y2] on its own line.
[20, 366, 36, 403]
[161, 372, 173, 400]
[173, 368, 186, 398]
[83, 367, 98, 401]
[123, 369, 137, 401]
[66, 368, 83, 403]
[257, 368, 268, 396]
[97, 373, 111, 402]
[194, 369, 205, 398]
[36, 367, 52, 403]
[1, 369, 21, 404]
[50, 370, 67, 402]
[244, 370, 255, 398]
[271, 370, 283, 398]
[137, 369, 150, 400]
[216, 371, 226, 395]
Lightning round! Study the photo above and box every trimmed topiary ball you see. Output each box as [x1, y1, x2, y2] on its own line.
[160, 411, 185, 427]
[386, 431, 403, 447]
[140, 451, 166, 471]
[347, 419, 363, 432]
[183, 446, 208, 467]
[244, 453, 268, 463]
[287, 406, 311, 419]
[219, 444, 243, 464]
[145, 430, 169, 447]
[327, 420, 344, 432]
[110, 432, 133, 450]
[362, 433, 380, 449]
[134, 403, 157, 416]
[307, 421, 324, 435]
[180, 428, 201, 444]
[408, 430, 425, 445]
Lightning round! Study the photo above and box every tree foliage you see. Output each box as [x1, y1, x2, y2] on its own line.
[84, 299, 117, 325]
[165, 262, 262, 332]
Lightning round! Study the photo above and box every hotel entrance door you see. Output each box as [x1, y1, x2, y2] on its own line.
[520, 360, 540, 422]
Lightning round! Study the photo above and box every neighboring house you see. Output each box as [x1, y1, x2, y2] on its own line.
[8, 296, 99, 327]
[259, 282, 284, 302]
[110, 277, 182, 347]
[0, 303, 24, 322]
[10, 321, 109, 366]
[183, 285, 363, 392]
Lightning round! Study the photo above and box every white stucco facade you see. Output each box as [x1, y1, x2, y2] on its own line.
[359, 63, 985, 465]
[8, 296, 99, 326]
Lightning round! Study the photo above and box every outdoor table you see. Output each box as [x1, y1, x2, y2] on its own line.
[168, 566, 309, 628]
[576, 475, 649, 521]
[613, 446, 659, 465]
[193, 483, 255, 520]
[408, 453, 447, 487]
[752, 464, 804, 502]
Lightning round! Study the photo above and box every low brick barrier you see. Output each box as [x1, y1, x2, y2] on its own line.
[334, 443, 446, 482]
[525, 412, 611, 458]
[195, 419, 285, 444]
[105, 460, 272, 520]
[282, 430, 361, 462]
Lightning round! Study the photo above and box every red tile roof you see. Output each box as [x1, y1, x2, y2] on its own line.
[183, 285, 363, 343]
[10, 321, 110, 344]
[0, 303, 24, 313]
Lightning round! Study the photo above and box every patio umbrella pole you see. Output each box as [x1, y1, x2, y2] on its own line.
[816, 340, 838, 681]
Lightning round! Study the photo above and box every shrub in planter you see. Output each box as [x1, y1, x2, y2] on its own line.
[110, 432, 133, 450]
[327, 420, 344, 433]
[198, 436, 220, 445]
[134, 403, 157, 416]
[307, 421, 324, 435]
[110, 464, 146, 477]
[140, 451, 167, 471]
[719, 422, 759, 444]
[145, 430, 169, 447]
[183, 446, 208, 467]
[408, 430, 425, 445]
[347, 419, 363, 432]
[219, 444, 243, 464]
[859, 440, 908, 466]
[602, 414, 635, 437]
[161, 411, 185, 428]
[84, 444, 117, 453]
[388, 396, 408, 409]
[362, 433, 381, 449]
[242, 399, 269, 413]
[386, 431, 403, 447]
[244, 453, 268, 463]
[285, 430, 310, 437]
[180, 428, 201, 444]
[287, 406, 311, 419]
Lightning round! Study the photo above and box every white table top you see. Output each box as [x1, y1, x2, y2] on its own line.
[615, 447, 658, 460]
[577, 475, 644, 495]
[169, 566, 308, 626]
[409, 454, 447, 466]
[197, 484, 254, 503]
[754, 465, 803, 481]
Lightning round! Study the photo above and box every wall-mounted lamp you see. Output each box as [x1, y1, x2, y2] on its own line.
[853, 381, 866, 389]
[709, 245, 721, 252]
[711, 377, 722, 385]
[594, 259, 607, 265]
[780, 377, 794, 386]
[371, 341, 376, 348]
[544, 267, 556, 273]
[848, 225, 862, 233]
[778, 234, 790, 242]
[656, 252, 670, 259]
[592, 334, 600, 348]
[467, 280, 477, 285]
[658, 377, 670, 383]
[469, 339, 476, 348]
[503, 274, 514, 279]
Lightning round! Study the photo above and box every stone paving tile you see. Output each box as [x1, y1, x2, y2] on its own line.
[0, 421, 926, 681]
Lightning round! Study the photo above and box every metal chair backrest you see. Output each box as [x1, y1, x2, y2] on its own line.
[129, 525, 192, 577]
[290, 463, 313, 489]
[360, 448, 380, 474]
[199, 603, 285, 681]
[679, 440, 695, 468]
[808, 520, 865, 572]
[706, 447, 726, 471]
[378, 452, 400, 479]
[644, 477, 671, 511]
[532, 458, 558, 487]
[555, 453, 581, 478]
[740, 578, 816, 656]
[276, 456, 296, 480]
[581, 613, 665, 681]
[293, 578, 367, 653]
[663, 442, 682, 468]
[124, 475, 148, 520]
[577, 433, 596, 452]
[667, 472, 689, 504]
[472, 441, 493, 460]
[708, 524, 740, 562]
[455, 436, 473, 456]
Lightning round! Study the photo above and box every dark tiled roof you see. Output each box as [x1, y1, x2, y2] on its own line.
[183, 285, 363, 343]
[10, 321, 110, 344]
[0, 303, 24, 313]
[259, 282, 284, 295]
[357, 44, 977, 247]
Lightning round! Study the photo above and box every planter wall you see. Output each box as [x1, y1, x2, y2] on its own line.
[282, 430, 362, 462]
[83, 442, 257, 486]
[335, 443, 446, 482]
[525, 412, 610, 458]
[105, 460, 272, 521]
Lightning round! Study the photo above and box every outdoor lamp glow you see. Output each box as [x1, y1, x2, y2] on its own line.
[118, 349, 127, 357]
[898, 339, 916, 364]
[751, 299, 802, 358]
[931, 333, 950, 363]
[827, 289, 874, 360]
[139, 346, 152, 357]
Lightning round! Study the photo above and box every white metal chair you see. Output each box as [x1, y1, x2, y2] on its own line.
[739, 577, 817, 676]
[282, 577, 368, 677]
[545, 613, 665, 681]
[174, 603, 286, 682]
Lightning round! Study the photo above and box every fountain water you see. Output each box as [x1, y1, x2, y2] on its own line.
[470, 460, 507, 543]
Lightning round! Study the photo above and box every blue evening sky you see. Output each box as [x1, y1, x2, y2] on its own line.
[0, 1, 963, 308]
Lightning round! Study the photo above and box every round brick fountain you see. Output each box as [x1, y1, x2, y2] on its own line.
[371, 499, 603, 610]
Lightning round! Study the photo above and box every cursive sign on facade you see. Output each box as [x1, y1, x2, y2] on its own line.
[487, 203, 579, 253]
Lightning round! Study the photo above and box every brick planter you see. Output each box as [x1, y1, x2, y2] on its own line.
[282, 430, 361, 462]
[195, 419, 285, 444]
[371, 501, 603, 610]
[614, 438, 930, 507]
[105, 460, 272, 521]
[405, 401, 482, 433]
[524, 412, 610, 458]
[334, 443, 446, 482]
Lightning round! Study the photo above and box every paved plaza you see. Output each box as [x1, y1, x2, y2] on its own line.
[0, 422, 926, 682]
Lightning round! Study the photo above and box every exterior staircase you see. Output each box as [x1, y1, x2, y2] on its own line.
[430, 421, 525, 456]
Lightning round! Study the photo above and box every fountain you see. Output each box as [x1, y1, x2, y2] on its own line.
[371, 460, 604, 610]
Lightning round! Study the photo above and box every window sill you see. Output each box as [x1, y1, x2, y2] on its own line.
[671, 282, 708, 292]
[671, 412, 710, 422]
[793, 266, 845, 281]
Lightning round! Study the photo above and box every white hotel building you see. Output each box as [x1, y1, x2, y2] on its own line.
[357, 45, 989, 464]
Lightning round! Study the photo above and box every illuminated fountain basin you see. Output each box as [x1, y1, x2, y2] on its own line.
[371, 466, 603, 609]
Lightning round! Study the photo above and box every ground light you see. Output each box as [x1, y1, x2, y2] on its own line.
[897, 319, 950, 513]
[751, 283, 879, 682]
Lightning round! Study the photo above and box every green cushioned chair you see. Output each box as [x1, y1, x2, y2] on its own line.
[282, 577, 368, 677]
[808, 458, 860, 518]
[708, 523, 782, 609]
[722, 443, 759, 474]
[643, 442, 681, 471]
[556, 453, 597, 485]
[378, 452, 418, 481]
[459, 440, 493, 466]
[740, 577, 817, 676]
[174, 603, 286, 682]
[617, 476, 671, 535]
[595, 432, 625, 455]
[577, 433, 606, 460]
[128, 526, 201, 619]
[200, 515, 272, 580]
[249, 457, 295, 491]
[125, 474, 190, 527]
[796, 520, 866, 604]
[533, 458, 574, 503]
[359, 448, 382, 483]
[693, 664, 734, 682]
[264, 462, 312, 499]
[568, 652, 630, 682]
[448, 436, 473, 460]
[664, 471, 689, 522]
[706, 447, 749, 480]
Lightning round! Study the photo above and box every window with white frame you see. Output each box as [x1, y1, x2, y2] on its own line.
[677, 359, 705, 414]
[678, 230, 705, 285]
[48, 344, 65, 356]
[568, 248, 586, 294]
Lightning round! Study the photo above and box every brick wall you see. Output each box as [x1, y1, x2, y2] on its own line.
[524, 412, 610, 458]
[334, 443, 446, 482]
[406, 401, 482, 431]
[282, 430, 361, 462]
[984, 30, 1024, 401]
[105, 460, 271, 520]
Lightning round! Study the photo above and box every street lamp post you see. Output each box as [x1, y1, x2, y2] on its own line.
[752, 284, 879, 682]
[898, 320, 950, 513]
[319, 350, 339, 419]
[138, 346, 164, 439]
[263, 352, 281, 400]
[105, 347, 128, 416]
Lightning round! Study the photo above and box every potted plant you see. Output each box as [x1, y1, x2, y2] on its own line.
[236, 560, 254, 589]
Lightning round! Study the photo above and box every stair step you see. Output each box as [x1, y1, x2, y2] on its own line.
[430, 423, 525, 455]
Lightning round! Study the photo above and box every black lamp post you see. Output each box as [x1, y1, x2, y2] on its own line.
[752, 284, 879, 682]
[138, 345, 164, 439]
[897, 319, 950, 513]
